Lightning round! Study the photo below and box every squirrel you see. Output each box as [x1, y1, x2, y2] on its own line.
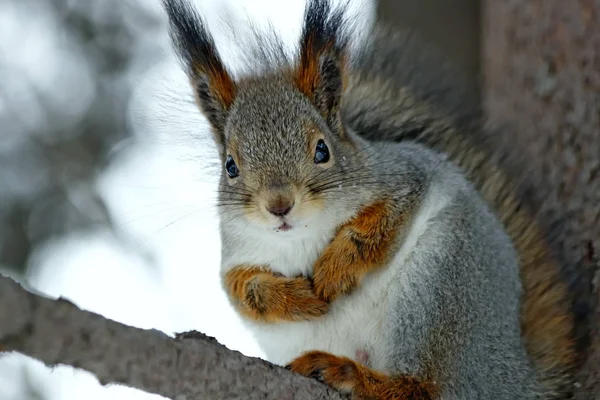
[163, 0, 580, 398]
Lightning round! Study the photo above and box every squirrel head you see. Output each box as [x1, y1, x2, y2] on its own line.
[165, 0, 365, 234]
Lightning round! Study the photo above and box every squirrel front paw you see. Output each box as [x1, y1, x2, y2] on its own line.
[312, 225, 364, 302]
[313, 249, 359, 303]
[225, 266, 328, 322]
[244, 274, 329, 321]
[313, 199, 399, 303]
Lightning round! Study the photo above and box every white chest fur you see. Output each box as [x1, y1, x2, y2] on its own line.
[221, 223, 336, 278]
[219, 229, 403, 369]
[220, 222, 395, 367]
[247, 264, 398, 369]
[220, 188, 450, 369]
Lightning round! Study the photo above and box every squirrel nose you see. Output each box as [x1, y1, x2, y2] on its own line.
[267, 198, 294, 217]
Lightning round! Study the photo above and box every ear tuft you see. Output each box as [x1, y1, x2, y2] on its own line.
[163, 0, 236, 142]
[295, 0, 349, 130]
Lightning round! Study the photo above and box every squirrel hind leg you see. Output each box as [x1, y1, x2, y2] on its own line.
[287, 350, 437, 399]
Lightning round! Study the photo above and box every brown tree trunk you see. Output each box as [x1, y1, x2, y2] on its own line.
[482, 1, 600, 396]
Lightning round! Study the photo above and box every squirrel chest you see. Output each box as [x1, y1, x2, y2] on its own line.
[225, 229, 398, 369]
[219, 189, 451, 370]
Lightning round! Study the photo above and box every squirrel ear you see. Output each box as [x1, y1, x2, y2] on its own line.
[163, 0, 236, 147]
[295, 0, 348, 134]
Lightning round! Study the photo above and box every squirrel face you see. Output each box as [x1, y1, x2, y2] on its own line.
[164, 0, 356, 234]
[219, 77, 357, 235]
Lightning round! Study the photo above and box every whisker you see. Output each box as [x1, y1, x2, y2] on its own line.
[308, 172, 377, 192]
[217, 191, 252, 199]
[216, 186, 253, 195]
[302, 143, 378, 187]
[135, 208, 209, 247]
[304, 164, 337, 187]
[117, 204, 201, 227]
[310, 173, 411, 193]
[219, 208, 260, 226]
[306, 154, 422, 194]
[217, 203, 252, 208]
[114, 200, 179, 219]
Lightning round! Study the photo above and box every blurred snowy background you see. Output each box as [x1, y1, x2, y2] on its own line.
[0, 0, 374, 398]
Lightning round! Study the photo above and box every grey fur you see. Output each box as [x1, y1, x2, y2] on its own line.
[164, 0, 553, 398]
[374, 142, 540, 398]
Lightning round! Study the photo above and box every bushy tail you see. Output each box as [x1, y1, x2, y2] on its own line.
[343, 24, 580, 398]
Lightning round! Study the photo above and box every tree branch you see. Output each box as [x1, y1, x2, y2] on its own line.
[0, 275, 348, 400]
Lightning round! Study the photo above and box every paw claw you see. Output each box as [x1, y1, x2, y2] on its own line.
[311, 370, 326, 382]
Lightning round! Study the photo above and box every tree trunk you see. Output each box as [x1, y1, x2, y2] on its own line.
[482, 1, 600, 396]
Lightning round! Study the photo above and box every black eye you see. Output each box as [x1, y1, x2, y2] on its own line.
[314, 140, 330, 164]
[225, 155, 239, 178]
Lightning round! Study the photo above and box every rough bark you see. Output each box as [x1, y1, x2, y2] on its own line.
[482, 0, 600, 397]
[0, 275, 348, 400]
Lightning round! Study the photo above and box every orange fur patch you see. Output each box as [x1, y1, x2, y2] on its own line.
[295, 34, 329, 99]
[224, 265, 328, 322]
[209, 69, 236, 109]
[312, 198, 410, 302]
[193, 64, 236, 110]
[294, 38, 348, 99]
[288, 350, 437, 399]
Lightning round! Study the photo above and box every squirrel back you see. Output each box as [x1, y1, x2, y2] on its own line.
[344, 25, 578, 398]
